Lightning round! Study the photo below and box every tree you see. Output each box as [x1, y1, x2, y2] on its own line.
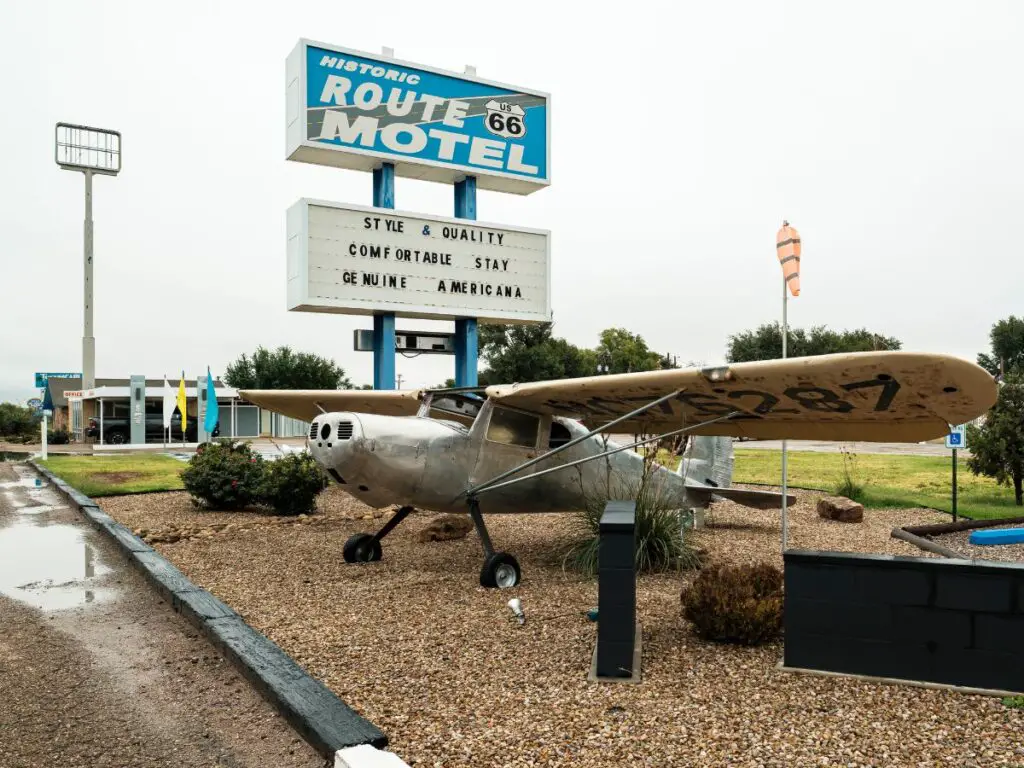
[224, 346, 353, 390]
[0, 402, 40, 440]
[967, 374, 1024, 506]
[595, 328, 664, 374]
[977, 316, 1024, 378]
[726, 322, 902, 362]
[480, 324, 596, 384]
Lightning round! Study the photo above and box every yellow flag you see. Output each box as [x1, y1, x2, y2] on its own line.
[176, 372, 188, 433]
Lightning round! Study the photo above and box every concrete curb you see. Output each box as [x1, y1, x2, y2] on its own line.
[31, 460, 388, 759]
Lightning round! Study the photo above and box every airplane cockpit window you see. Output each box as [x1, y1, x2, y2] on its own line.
[487, 406, 540, 448]
[549, 421, 572, 449]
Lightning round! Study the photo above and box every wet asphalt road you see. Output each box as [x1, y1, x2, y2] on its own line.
[0, 461, 327, 768]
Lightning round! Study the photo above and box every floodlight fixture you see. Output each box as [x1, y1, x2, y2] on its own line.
[55, 123, 121, 175]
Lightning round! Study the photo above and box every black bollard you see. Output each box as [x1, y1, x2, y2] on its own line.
[594, 500, 640, 681]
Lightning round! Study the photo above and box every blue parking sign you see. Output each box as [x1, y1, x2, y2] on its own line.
[945, 425, 967, 450]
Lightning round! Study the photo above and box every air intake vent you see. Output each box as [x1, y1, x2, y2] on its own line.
[337, 421, 354, 440]
[309, 421, 319, 440]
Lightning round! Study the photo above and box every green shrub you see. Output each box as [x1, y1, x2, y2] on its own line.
[0, 402, 40, 440]
[181, 440, 264, 510]
[260, 451, 327, 516]
[681, 562, 784, 645]
[563, 463, 701, 576]
[48, 429, 70, 445]
[1002, 695, 1024, 709]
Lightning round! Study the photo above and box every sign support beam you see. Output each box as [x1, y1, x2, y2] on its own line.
[372, 163, 396, 390]
[454, 176, 478, 387]
[83, 170, 95, 390]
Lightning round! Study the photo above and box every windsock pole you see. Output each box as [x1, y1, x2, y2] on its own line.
[781, 275, 789, 552]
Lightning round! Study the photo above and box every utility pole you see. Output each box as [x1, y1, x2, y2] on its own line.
[55, 124, 121, 390]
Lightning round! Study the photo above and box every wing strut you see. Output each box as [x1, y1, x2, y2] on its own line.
[468, 388, 687, 497]
[467, 411, 741, 498]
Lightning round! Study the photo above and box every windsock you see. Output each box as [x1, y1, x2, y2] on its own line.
[776, 220, 801, 297]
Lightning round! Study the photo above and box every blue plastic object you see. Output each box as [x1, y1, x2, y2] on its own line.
[968, 528, 1024, 546]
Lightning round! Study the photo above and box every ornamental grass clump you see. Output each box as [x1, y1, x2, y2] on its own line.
[181, 440, 264, 510]
[681, 562, 784, 645]
[563, 449, 702, 576]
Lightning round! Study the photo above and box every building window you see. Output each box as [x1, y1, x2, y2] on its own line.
[486, 407, 540, 449]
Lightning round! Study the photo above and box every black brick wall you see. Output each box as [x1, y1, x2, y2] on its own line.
[784, 550, 1024, 692]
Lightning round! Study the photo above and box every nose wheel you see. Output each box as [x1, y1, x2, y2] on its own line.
[343, 533, 382, 563]
[342, 505, 413, 564]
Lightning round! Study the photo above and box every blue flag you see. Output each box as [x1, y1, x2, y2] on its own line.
[41, 384, 54, 414]
[204, 367, 219, 435]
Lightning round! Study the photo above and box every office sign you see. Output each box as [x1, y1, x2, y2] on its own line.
[285, 40, 550, 195]
[287, 199, 551, 323]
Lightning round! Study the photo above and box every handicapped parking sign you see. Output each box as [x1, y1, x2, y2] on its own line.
[945, 424, 967, 450]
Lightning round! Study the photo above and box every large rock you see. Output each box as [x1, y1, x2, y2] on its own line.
[417, 514, 474, 542]
[817, 496, 864, 523]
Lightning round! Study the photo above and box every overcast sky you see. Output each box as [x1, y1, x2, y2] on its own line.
[2, 1, 1021, 404]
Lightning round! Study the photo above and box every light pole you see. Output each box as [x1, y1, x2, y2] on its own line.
[55, 123, 121, 390]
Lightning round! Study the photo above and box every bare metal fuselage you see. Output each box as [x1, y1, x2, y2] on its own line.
[307, 399, 689, 515]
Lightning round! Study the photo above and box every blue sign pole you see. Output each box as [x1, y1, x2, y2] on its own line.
[454, 176, 479, 387]
[372, 163, 396, 389]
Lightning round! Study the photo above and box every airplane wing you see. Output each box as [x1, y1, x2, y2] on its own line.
[238, 389, 421, 423]
[485, 352, 997, 442]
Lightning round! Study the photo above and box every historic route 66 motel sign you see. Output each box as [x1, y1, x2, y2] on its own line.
[284, 39, 551, 389]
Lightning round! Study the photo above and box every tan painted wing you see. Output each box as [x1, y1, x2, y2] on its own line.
[238, 389, 421, 423]
[485, 352, 997, 442]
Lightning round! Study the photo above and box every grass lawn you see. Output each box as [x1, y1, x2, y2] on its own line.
[729, 449, 1023, 521]
[39, 454, 185, 497]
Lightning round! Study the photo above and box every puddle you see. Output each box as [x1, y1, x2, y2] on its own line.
[0, 521, 114, 610]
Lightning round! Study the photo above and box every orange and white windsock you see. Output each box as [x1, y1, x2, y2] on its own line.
[776, 220, 801, 297]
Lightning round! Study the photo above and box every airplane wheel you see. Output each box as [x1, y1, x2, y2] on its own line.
[480, 552, 521, 589]
[343, 533, 382, 563]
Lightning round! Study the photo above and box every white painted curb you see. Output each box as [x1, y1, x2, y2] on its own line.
[335, 744, 412, 768]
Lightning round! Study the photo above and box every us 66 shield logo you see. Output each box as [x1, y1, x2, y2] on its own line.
[484, 100, 527, 139]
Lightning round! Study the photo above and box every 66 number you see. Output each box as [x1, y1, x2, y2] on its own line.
[487, 112, 524, 136]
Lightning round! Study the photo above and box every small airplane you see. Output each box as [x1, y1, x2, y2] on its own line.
[242, 351, 997, 589]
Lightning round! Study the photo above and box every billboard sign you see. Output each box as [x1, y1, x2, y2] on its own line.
[285, 40, 550, 195]
[35, 372, 81, 387]
[287, 199, 551, 323]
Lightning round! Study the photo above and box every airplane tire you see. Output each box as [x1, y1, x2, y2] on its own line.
[343, 533, 382, 563]
[480, 552, 521, 589]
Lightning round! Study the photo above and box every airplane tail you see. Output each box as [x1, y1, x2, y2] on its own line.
[677, 436, 794, 509]
[676, 435, 734, 489]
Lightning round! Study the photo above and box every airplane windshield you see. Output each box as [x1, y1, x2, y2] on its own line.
[428, 394, 483, 427]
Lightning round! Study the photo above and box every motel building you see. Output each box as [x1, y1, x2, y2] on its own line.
[43, 376, 308, 445]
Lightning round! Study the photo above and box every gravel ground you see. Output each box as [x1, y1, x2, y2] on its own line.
[0, 462, 325, 768]
[935, 526, 1024, 563]
[98, 486, 1024, 767]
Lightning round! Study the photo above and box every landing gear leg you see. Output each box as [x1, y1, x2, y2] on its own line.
[468, 498, 521, 589]
[343, 505, 414, 564]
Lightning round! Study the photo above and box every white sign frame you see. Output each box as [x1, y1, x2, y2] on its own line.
[287, 199, 552, 324]
[285, 39, 551, 195]
[945, 424, 967, 450]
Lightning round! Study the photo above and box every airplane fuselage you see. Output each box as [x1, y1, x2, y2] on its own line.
[307, 398, 688, 514]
